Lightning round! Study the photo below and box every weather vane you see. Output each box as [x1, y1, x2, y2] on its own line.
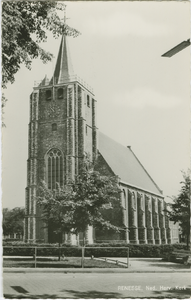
[63, 6, 70, 25]
[62, 5, 80, 38]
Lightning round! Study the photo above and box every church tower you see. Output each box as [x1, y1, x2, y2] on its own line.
[24, 31, 97, 243]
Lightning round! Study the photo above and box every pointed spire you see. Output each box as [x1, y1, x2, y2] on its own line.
[51, 35, 75, 85]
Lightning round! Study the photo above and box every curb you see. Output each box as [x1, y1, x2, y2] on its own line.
[3, 268, 191, 274]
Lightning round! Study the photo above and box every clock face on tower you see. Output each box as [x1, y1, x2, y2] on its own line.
[46, 102, 59, 118]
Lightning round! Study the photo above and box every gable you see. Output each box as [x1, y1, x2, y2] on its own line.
[98, 132, 163, 196]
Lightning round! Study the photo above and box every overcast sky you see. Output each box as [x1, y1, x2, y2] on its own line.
[2, 1, 190, 209]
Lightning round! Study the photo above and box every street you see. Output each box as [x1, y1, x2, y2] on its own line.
[3, 272, 191, 298]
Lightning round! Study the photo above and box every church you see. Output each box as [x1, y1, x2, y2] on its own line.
[24, 30, 178, 245]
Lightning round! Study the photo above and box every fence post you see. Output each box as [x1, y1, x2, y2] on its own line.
[34, 247, 37, 268]
[127, 247, 129, 268]
[81, 247, 85, 268]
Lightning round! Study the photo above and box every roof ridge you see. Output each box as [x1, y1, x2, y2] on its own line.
[98, 131, 163, 195]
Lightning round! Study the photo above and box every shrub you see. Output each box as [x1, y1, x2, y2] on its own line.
[3, 241, 187, 258]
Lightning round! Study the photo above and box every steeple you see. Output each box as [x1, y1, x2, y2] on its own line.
[51, 34, 74, 85]
[50, 9, 74, 85]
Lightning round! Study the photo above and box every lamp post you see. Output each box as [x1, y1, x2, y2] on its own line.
[161, 39, 190, 57]
[162, 40, 191, 250]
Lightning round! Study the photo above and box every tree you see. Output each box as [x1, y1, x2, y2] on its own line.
[3, 207, 25, 238]
[2, 1, 79, 89]
[2, 2, 80, 126]
[37, 163, 123, 247]
[165, 171, 190, 248]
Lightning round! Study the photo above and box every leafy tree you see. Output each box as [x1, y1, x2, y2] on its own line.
[2, 1, 79, 89]
[2, 1, 80, 125]
[37, 163, 123, 247]
[165, 171, 190, 248]
[3, 207, 25, 238]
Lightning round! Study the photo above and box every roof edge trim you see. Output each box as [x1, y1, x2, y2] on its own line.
[120, 180, 164, 199]
[127, 147, 163, 195]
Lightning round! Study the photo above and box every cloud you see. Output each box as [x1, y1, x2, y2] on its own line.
[112, 88, 182, 109]
[84, 11, 172, 38]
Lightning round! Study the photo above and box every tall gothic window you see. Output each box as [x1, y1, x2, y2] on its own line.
[132, 192, 136, 209]
[122, 189, 126, 209]
[47, 149, 63, 189]
[148, 197, 152, 211]
[139, 194, 144, 211]
[87, 95, 90, 107]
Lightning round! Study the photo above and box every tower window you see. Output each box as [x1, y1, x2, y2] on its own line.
[87, 95, 90, 107]
[46, 90, 52, 101]
[52, 123, 57, 131]
[57, 88, 63, 99]
[47, 149, 63, 189]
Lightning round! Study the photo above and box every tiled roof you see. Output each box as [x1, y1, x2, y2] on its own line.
[98, 132, 163, 196]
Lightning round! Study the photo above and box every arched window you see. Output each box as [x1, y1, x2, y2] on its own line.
[139, 194, 144, 211]
[148, 197, 152, 211]
[155, 199, 158, 212]
[47, 149, 63, 189]
[46, 90, 52, 101]
[160, 200, 164, 215]
[132, 192, 136, 209]
[87, 95, 90, 107]
[57, 88, 63, 99]
[121, 189, 126, 209]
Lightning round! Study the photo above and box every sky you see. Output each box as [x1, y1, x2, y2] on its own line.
[2, 1, 190, 209]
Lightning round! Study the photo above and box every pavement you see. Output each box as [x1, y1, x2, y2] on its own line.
[3, 258, 191, 299]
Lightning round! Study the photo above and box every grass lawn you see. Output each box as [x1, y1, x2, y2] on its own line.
[3, 257, 127, 268]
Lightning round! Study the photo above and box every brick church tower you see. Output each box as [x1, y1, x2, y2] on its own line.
[24, 33, 97, 243]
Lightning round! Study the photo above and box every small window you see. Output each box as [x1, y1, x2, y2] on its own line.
[87, 95, 90, 107]
[46, 90, 52, 101]
[57, 88, 63, 99]
[10, 234, 14, 238]
[86, 125, 88, 135]
[52, 123, 57, 131]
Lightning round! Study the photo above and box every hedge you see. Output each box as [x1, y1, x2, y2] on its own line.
[3, 241, 187, 258]
[3, 243, 82, 257]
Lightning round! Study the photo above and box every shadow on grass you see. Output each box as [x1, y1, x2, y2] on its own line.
[61, 289, 126, 298]
[4, 290, 125, 299]
[4, 294, 58, 299]
[146, 263, 190, 270]
[152, 285, 191, 299]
